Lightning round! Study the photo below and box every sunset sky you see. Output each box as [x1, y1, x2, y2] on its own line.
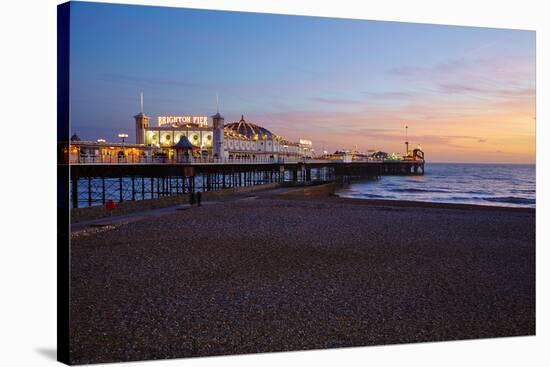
[70, 2, 536, 163]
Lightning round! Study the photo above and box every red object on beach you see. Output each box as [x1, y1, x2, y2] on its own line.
[105, 200, 116, 211]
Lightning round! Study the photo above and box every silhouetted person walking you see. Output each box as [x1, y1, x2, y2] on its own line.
[197, 192, 202, 206]
[189, 191, 196, 206]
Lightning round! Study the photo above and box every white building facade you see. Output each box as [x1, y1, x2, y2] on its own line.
[135, 112, 313, 161]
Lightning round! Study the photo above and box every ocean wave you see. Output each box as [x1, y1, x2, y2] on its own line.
[340, 193, 396, 200]
[481, 196, 536, 205]
[340, 164, 535, 207]
[422, 195, 536, 205]
[510, 189, 536, 194]
[390, 187, 451, 193]
[465, 190, 492, 195]
[360, 193, 394, 199]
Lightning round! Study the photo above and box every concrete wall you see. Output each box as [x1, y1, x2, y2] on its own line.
[70, 182, 280, 223]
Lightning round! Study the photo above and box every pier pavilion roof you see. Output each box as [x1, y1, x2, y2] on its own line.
[224, 115, 275, 140]
[173, 136, 196, 150]
[224, 129, 248, 140]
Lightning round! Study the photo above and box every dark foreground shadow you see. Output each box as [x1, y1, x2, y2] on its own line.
[36, 348, 57, 361]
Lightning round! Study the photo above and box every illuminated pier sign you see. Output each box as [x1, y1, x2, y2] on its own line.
[158, 116, 208, 127]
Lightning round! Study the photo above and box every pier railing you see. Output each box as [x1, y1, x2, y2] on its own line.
[70, 155, 345, 165]
[69, 155, 422, 166]
[71, 155, 296, 165]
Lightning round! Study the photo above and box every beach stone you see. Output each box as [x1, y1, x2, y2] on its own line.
[69, 197, 535, 364]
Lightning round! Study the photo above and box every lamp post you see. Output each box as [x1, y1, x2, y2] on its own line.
[117, 133, 129, 162]
[405, 125, 409, 156]
[118, 133, 128, 144]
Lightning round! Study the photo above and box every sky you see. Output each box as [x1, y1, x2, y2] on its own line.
[69, 1, 536, 163]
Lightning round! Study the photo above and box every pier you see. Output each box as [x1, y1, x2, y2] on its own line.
[61, 105, 426, 209]
[66, 159, 425, 208]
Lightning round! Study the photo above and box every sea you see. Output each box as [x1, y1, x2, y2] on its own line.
[336, 163, 536, 208]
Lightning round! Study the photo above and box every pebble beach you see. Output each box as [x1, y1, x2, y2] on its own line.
[69, 195, 535, 364]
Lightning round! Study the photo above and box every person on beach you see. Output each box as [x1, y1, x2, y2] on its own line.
[197, 192, 202, 207]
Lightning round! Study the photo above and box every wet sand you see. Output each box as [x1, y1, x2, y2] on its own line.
[69, 196, 535, 364]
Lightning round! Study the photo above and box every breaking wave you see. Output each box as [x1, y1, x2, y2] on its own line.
[481, 196, 536, 205]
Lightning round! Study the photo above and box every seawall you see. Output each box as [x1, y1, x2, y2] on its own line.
[70, 182, 280, 223]
[275, 182, 337, 198]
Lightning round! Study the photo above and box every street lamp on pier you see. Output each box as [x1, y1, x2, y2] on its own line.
[405, 125, 409, 156]
[118, 133, 129, 144]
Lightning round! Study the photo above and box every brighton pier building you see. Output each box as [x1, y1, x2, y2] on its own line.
[68, 109, 313, 163]
[134, 110, 314, 161]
